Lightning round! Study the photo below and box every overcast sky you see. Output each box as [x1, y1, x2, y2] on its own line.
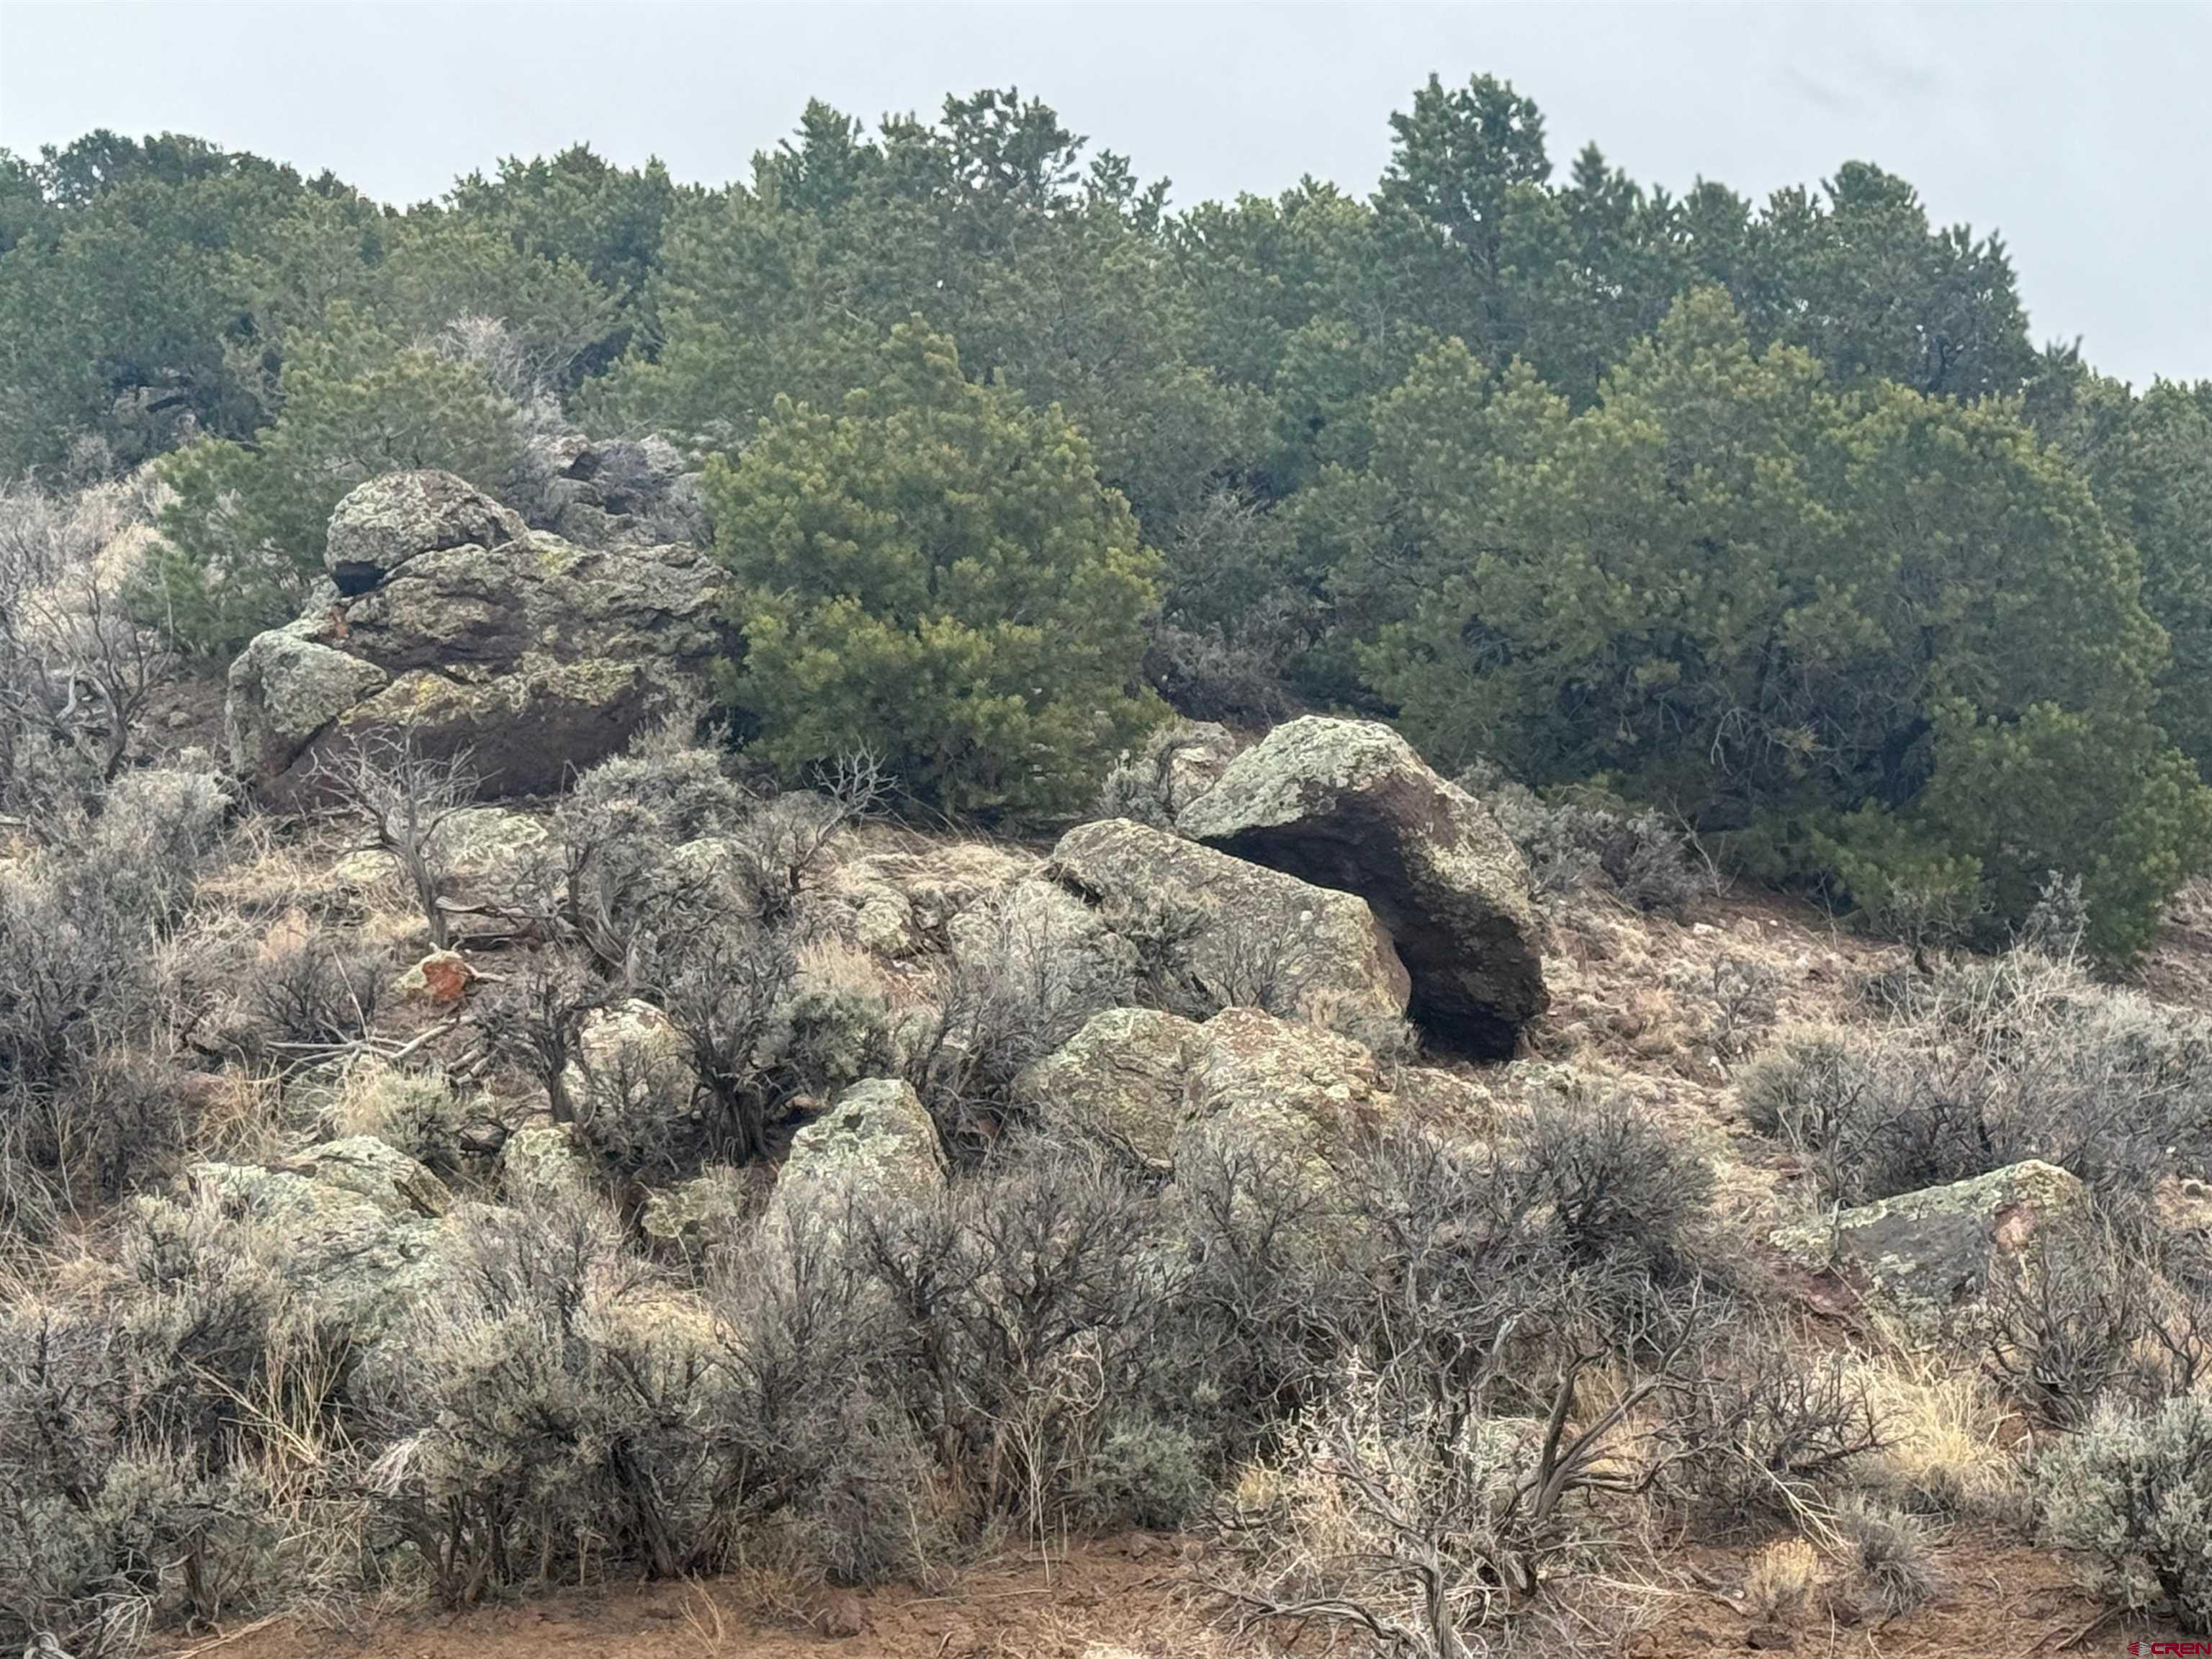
[2, 1, 2206, 387]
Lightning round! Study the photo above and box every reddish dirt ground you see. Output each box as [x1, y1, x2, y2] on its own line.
[163, 1536, 2181, 1659]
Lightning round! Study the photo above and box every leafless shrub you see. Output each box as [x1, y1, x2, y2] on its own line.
[1984, 1223, 2152, 1428]
[650, 922, 799, 1165]
[1163, 1128, 1364, 1437]
[700, 1206, 943, 1582]
[903, 889, 1132, 1154]
[477, 950, 603, 1124]
[359, 1185, 737, 1599]
[247, 930, 382, 1052]
[1514, 1092, 1716, 1295]
[721, 752, 886, 927]
[1455, 762, 1712, 917]
[1666, 953, 1781, 1064]
[307, 733, 482, 950]
[0, 1183, 338, 1653]
[859, 1138, 1164, 1531]
[1669, 1328, 1887, 1527]
[1220, 1316, 1696, 1659]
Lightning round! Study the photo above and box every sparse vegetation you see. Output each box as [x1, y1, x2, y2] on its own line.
[4, 51, 2212, 1659]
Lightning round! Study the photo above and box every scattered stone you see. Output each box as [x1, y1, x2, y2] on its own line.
[1179, 717, 1547, 1056]
[501, 1122, 595, 1203]
[819, 1593, 867, 1639]
[1184, 1005, 1392, 1162]
[558, 998, 697, 1128]
[639, 1165, 754, 1254]
[392, 948, 474, 1007]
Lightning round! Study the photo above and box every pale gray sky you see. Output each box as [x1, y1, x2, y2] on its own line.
[1, 1, 2206, 387]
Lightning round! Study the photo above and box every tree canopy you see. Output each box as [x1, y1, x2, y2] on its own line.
[6, 76, 2211, 943]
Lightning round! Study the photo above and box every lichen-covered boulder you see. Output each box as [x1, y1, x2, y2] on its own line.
[227, 470, 726, 801]
[1019, 1004, 1473, 1183]
[1047, 817, 1408, 1030]
[1184, 1005, 1393, 1161]
[827, 842, 1043, 961]
[226, 625, 390, 782]
[558, 997, 696, 1127]
[773, 1077, 947, 1218]
[500, 1121, 595, 1203]
[640, 1165, 754, 1254]
[1016, 1006, 1205, 1168]
[279, 1136, 451, 1218]
[1771, 1159, 2090, 1328]
[179, 1155, 445, 1340]
[1179, 717, 1546, 1056]
[323, 469, 528, 595]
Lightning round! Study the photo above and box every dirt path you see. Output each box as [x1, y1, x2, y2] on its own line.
[166, 1535, 2176, 1659]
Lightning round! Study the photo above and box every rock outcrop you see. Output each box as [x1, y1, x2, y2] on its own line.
[1046, 817, 1410, 1030]
[521, 433, 709, 552]
[1179, 717, 1546, 1056]
[227, 469, 724, 801]
[1770, 1159, 2090, 1328]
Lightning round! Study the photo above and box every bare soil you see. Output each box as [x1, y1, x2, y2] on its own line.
[170, 1535, 2177, 1659]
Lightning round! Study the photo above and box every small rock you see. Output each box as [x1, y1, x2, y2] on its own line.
[392, 949, 474, 1007]
[819, 1593, 866, 1638]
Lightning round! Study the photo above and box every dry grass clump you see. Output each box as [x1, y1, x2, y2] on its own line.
[1741, 1535, 1822, 1622]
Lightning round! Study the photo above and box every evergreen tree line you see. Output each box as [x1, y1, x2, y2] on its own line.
[5, 78, 2210, 956]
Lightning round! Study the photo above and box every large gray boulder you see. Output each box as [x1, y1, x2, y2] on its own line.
[773, 1077, 948, 1219]
[1047, 817, 1408, 1030]
[1771, 1159, 2090, 1329]
[1186, 1005, 1394, 1162]
[1179, 718, 1546, 1056]
[227, 470, 725, 801]
[1015, 1005, 1204, 1169]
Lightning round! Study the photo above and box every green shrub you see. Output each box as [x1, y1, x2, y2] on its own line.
[1350, 290, 2209, 961]
[148, 305, 519, 657]
[704, 320, 1165, 821]
[2041, 1393, 2212, 1632]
